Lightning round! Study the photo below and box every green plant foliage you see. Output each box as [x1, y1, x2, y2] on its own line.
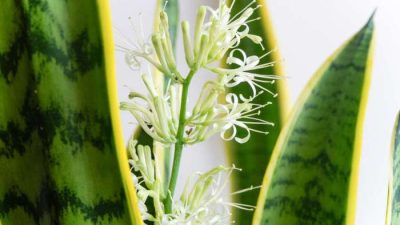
[0, 0, 138, 224]
[253, 15, 375, 225]
[224, 0, 289, 223]
[386, 112, 400, 225]
[163, 0, 179, 51]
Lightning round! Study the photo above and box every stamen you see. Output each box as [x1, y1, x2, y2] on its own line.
[138, 13, 146, 40]
[241, 112, 261, 118]
[114, 26, 139, 49]
[231, 185, 262, 195]
[246, 17, 261, 24]
[229, 0, 237, 10]
[229, 0, 257, 22]
[224, 202, 256, 211]
[248, 73, 282, 79]
[241, 104, 267, 115]
[259, 48, 276, 60]
[252, 90, 265, 99]
[253, 82, 278, 97]
[252, 78, 277, 83]
[247, 128, 270, 134]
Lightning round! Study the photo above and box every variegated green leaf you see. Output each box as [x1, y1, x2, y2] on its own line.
[0, 0, 141, 224]
[253, 15, 375, 225]
[386, 112, 400, 225]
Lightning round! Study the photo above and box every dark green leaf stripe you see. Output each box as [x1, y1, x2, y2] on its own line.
[224, 0, 289, 224]
[0, 184, 126, 224]
[387, 112, 400, 225]
[0, 0, 134, 224]
[253, 16, 375, 225]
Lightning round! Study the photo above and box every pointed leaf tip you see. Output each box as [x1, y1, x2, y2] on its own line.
[366, 9, 377, 26]
[253, 13, 375, 224]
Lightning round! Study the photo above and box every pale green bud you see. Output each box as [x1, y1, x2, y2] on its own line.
[128, 139, 139, 161]
[181, 21, 194, 67]
[151, 33, 171, 75]
[144, 145, 155, 184]
[194, 6, 207, 58]
[195, 34, 209, 69]
[154, 96, 171, 138]
[160, 11, 169, 31]
[159, 11, 177, 72]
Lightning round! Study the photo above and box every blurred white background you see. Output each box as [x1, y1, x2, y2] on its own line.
[110, 0, 400, 224]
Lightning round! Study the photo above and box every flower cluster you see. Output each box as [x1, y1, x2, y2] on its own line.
[128, 138, 258, 225]
[119, 0, 280, 223]
[120, 0, 278, 145]
[120, 80, 179, 144]
[128, 139, 166, 221]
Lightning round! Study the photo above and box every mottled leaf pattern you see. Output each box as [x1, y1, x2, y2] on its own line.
[0, 0, 139, 224]
[253, 16, 375, 225]
[386, 112, 400, 225]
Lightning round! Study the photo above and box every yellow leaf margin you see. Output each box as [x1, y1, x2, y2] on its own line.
[98, 1, 144, 224]
[252, 23, 375, 225]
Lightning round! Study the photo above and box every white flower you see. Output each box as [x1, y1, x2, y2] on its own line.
[185, 92, 274, 144]
[215, 48, 280, 99]
[202, 0, 263, 62]
[162, 165, 258, 225]
[115, 15, 154, 70]
[182, 0, 263, 69]
[128, 139, 259, 225]
[115, 14, 181, 80]
[214, 93, 274, 144]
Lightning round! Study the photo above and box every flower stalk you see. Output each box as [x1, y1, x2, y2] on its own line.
[118, 0, 280, 223]
[164, 69, 196, 213]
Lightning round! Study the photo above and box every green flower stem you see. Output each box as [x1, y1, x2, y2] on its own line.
[164, 69, 196, 213]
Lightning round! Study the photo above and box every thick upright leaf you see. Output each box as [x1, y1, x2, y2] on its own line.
[386, 112, 400, 225]
[253, 16, 375, 225]
[0, 1, 141, 224]
[224, 0, 289, 223]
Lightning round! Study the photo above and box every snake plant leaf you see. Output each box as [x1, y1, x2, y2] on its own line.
[162, 0, 179, 52]
[224, 0, 289, 223]
[386, 112, 400, 225]
[253, 15, 375, 225]
[0, 0, 142, 224]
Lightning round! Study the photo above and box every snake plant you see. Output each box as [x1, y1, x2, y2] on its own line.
[0, 0, 379, 225]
